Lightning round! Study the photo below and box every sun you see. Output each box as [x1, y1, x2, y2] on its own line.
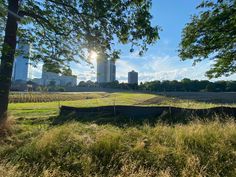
[89, 51, 98, 61]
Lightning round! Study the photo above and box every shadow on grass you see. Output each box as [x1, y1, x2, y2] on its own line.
[52, 105, 236, 126]
[149, 92, 236, 104]
[16, 116, 55, 126]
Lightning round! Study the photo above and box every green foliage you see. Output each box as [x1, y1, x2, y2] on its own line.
[179, 0, 236, 78]
[42, 61, 61, 74]
[8, 92, 236, 120]
[62, 67, 73, 76]
[140, 79, 236, 92]
[81, 79, 236, 92]
[1, 0, 159, 67]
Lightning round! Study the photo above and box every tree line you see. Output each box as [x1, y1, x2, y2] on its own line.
[78, 79, 236, 92]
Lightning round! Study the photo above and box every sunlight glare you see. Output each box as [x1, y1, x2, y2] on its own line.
[89, 51, 98, 61]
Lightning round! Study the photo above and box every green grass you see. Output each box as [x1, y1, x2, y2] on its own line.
[1, 92, 235, 176]
[1, 121, 236, 177]
[9, 92, 236, 119]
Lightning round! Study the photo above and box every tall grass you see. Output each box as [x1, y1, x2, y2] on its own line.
[0, 120, 235, 177]
[0, 114, 15, 137]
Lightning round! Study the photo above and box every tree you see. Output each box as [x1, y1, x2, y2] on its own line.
[62, 67, 73, 76]
[42, 61, 61, 74]
[179, 0, 236, 78]
[0, 0, 159, 123]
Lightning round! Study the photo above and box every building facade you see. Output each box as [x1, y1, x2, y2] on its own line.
[12, 42, 31, 82]
[97, 54, 116, 83]
[41, 71, 77, 86]
[128, 70, 138, 84]
[107, 59, 116, 82]
[97, 57, 108, 83]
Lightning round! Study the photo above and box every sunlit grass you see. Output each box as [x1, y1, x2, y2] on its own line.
[1, 92, 236, 176]
[9, 92, 235, 119]
[1, 120, 235, 176]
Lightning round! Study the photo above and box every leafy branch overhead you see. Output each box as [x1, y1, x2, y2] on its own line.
[179, 0, 236, 78]
[1, 0, 159, 67]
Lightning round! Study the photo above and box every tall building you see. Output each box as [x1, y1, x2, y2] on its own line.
[128, 70, 138, 84]
[97, 54, 116, 83]
[107, 59, 116, 82]
[12, 42, 31, 82]
[97, 56, 108, 83]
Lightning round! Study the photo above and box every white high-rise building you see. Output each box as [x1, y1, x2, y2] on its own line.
[12, 42, 31, 82]
[97, 54, 116, 83]
[128, 70, 138, 84]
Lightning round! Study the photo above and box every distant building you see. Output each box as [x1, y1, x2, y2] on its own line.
[60, 74, 77, 86]
[42, 71, 61, 86]
[97, 54, 116, 83]
[41, 71, 77, 86]
[97, 57, 108, 83]
[36, 63, 77, 86]
[107, 59, 116, 82]
[128, 70, 138, 84]
[31, 78, 43, 85]
[12, 42, 32, 82]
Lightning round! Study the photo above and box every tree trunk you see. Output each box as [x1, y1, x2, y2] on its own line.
[0, 0, 19, 124]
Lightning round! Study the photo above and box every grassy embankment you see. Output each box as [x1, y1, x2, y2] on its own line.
[0, 92, 235, 176]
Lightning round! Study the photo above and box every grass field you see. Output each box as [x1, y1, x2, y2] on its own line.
[1, 92, 236, 177]
[8, 92, 236, 119]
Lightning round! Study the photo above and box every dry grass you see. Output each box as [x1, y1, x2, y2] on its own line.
[9, 92, 107, 103]
[0, 114, 15, 137]
[1, 120, 235, 177]
[0, 163, 22, 177]
[2, 92, 236, 176]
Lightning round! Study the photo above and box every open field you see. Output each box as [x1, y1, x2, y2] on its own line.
[1, 92, 236, 177]
[9, 91, 236, 104]
[8, 92, 236, 119]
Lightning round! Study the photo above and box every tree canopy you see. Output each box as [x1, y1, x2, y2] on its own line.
[0, 0, 159, 66]
[179, 0, 236, 78]
[62, 67, 73, 76]
[0, 0, 159, 122]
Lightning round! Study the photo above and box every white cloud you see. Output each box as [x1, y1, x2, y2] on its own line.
[30, 54, 236, 83]
[116, 60, 137, 82]
[30, 62, 43, 79]
[117, 55, 236, 82]
[71, 61, 96, 82]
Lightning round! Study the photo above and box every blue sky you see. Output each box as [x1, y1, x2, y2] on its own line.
[32, 0, 236, 83]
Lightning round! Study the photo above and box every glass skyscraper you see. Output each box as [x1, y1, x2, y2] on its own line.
[12, 42, 31, 82]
